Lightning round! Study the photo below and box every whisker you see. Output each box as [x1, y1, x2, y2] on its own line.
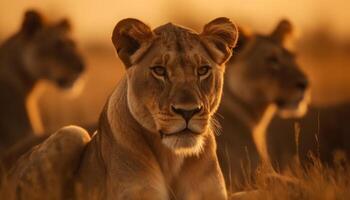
[210, 114, 222, 136]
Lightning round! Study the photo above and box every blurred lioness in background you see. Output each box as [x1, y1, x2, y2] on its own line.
[0, 10, 84, 155]
[216, 19, 310, 191]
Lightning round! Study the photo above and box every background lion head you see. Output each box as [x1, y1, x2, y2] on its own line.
[226, 20, 310, 118]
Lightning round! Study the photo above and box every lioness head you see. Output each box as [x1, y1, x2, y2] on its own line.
[112, 18, 237, 155]
[227, 19, 309, 118]
[19, 10, 84, 88]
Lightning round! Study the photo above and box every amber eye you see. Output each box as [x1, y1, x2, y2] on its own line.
[197, 65, 211, 77]
[150, 66, 167, 77]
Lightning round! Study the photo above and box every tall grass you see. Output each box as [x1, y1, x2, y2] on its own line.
[1, 126, 350, 200]
[230, 121, 350, 200]
[230, 155, 350, 200]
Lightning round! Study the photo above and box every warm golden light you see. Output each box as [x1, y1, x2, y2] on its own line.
[1, 1, 350, 199]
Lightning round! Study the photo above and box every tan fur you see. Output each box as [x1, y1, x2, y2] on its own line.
[8, 126, 91, 199]
[216, 19, 310, 191]
[0, 10, 84, 154]
[9, 18, 238, 199]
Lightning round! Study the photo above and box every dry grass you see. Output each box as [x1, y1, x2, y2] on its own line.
[2, 154, 349, 200]
[230, 156, 350, 200]
[1, 129, 350, 199]
[229, 122, 350, 200]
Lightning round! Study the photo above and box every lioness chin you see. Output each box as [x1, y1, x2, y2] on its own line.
[9, 17, 238, 200]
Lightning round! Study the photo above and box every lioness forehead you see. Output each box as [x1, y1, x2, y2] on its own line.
[154, 23, 201, 52]
[148, 24, 211, 68]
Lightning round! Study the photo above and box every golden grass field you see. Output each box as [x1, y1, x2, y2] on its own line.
[1, 142, 349, 200]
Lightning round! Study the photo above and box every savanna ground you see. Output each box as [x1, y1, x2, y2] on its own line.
[227, 117, 350, 199]
[229, 157, 350, 200]
[1, 10, 350, 199]
[1, 140, 350, 200]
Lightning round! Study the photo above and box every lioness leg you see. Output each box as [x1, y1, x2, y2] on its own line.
[8, 126, 91, 199]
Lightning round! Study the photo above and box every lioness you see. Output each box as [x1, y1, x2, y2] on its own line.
[9, 17, 238, 199]
[0, 10, 84, 153]
[216, 20, 310, 191]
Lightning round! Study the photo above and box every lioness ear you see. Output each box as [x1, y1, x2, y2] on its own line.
[56, 19, 71, 32]
[21, 10, 43, 36]
[200, 17, 238, 65]
[112, 18, 153, 68]
[235, 27, 251, 52]
[270, 19, 293, 44]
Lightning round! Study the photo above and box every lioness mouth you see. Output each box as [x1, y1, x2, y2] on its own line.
[160, 128, 200, 139]
[275, 97, 304, 109]
[57, 78, 75, 88]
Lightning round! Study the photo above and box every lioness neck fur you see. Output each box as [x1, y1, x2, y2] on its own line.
[9, 17, 238, 199]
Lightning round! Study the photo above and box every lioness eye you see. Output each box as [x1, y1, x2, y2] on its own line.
[151, 66, 167, 77]
[197, 65, 211, 76]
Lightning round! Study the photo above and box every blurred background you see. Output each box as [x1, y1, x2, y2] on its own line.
[1, 0, 349, 133]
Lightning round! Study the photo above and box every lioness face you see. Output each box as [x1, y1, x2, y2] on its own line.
[21, 11, 84, 88]
[129, 40, 223, 155]
[112, 18, 238, 155]
[228, 20, 310, 118]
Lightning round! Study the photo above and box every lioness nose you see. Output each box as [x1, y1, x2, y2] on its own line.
[171, 105, 202, 122]
[295, 79, 308, 91]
